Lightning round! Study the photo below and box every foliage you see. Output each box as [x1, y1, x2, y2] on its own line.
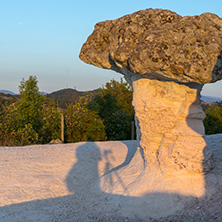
[14, 123, 38, 146]
[18, 76, 46, 132]
[0, 93, 18, 112]
[0, 76, 135, 146]
[38, 101, 61, 143]
[105, 110, 132, 140]
[65, 96, 106, 142]
[0, 103, 21, 145]
[0, 76, 61, 146]
[88, 78, 135, 140]
[204, 104, 222, 135]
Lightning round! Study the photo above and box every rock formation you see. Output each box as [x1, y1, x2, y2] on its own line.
[80, 8, 222, 173]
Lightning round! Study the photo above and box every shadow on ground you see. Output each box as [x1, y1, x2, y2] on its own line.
[0, 136, 222, 222]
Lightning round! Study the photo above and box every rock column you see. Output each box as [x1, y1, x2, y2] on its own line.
[130, 76, 214, 172]
[79, 8, 222, 174]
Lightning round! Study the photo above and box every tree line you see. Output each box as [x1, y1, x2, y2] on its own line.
[0, 76, 221, 146]
[0, 76, 134, 146]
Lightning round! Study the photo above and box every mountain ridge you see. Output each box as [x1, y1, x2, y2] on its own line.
[0, 90, 16, 95]
[201, 95, 222, 103]
[46, 88, 100, 101]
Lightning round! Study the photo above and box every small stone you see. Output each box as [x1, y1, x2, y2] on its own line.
[49, 139, 63, 144]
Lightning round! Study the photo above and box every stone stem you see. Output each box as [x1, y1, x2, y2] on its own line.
[128, 75, 214, 173]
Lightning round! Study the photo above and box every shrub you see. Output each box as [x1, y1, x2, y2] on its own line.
[38, 101, 61, 143]
[204, 105, 222, 135]
[88, 78, 134, 140]
[14, 123, 38, 146]
[65, 96, 106, 143]
[106, 110, 132, 140]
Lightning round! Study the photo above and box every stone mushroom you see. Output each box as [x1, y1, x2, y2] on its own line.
[79, 9, 222, 173]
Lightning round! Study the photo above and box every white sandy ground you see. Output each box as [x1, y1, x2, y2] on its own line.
[0, 135, 222, 221]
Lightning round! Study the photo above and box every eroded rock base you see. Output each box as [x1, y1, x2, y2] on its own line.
[130, 76, 214, 173]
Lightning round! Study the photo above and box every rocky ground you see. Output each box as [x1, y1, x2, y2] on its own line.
[0, 135, 222, 222]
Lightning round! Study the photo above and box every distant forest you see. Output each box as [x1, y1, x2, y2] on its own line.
[0, 76, 222, 146]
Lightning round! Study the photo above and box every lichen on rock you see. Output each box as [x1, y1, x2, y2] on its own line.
[80, 8, 222, 84]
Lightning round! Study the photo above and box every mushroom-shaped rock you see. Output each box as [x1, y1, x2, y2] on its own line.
[80, 9, 222, 173]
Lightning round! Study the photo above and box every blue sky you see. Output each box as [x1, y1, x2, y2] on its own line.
[0, 0, 222, 96]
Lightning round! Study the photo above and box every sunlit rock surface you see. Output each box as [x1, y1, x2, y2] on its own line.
[80, 8, 222, 172]
[1, 138, 222, 220]
[80, 8, 222, 84]
[131, 77, 213, 173]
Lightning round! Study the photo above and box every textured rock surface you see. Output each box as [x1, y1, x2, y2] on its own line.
[80, 8, 222, 84]
[79, 8, 222, 172]
[1, 137, 222, 221]
[132, 76, 213, 172]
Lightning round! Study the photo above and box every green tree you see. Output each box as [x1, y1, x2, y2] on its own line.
[106, 110, 132, 140]
[15, 123, 39, 146]
[204, 105, 222, 135]
[0, 76, 61, 146]
[88, 78, 135, 140]
[38, 101, 61, 143]
[65, 96, 106, 143]
[18, 76, 46, 132]
[0, 103, 22, 145]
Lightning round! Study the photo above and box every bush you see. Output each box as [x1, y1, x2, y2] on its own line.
[14, 124, 38, 146]
[0, 103, 22, 146]
[106, 110, 132, 140]
[88, 78, 134, 140]
[65, 96, 106, 143]
[204, 105, 222, 135]
[38, 101, 61, 143]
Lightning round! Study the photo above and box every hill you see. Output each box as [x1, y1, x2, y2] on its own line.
[0, 93, 20, 111]
[201, 95, 222, 103]
[0, 88, 101, 111]
[46, 88, 101, 108]
[0, 90, 16, 95]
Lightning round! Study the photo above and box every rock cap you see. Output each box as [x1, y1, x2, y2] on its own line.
[80, 8, 222, 84]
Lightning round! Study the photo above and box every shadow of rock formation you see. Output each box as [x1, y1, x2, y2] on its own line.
[0, 136, 222, 221]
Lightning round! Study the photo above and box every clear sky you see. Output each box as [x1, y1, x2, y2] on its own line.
[0, 0, 222, 96]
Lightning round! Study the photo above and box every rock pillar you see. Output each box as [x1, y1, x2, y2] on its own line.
[129, 76, 214, 172]
[79, 8, 222, 174]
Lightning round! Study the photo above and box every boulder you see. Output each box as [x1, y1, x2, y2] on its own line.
[49, 139, 63, 144]
[79, 8, 222, 172]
